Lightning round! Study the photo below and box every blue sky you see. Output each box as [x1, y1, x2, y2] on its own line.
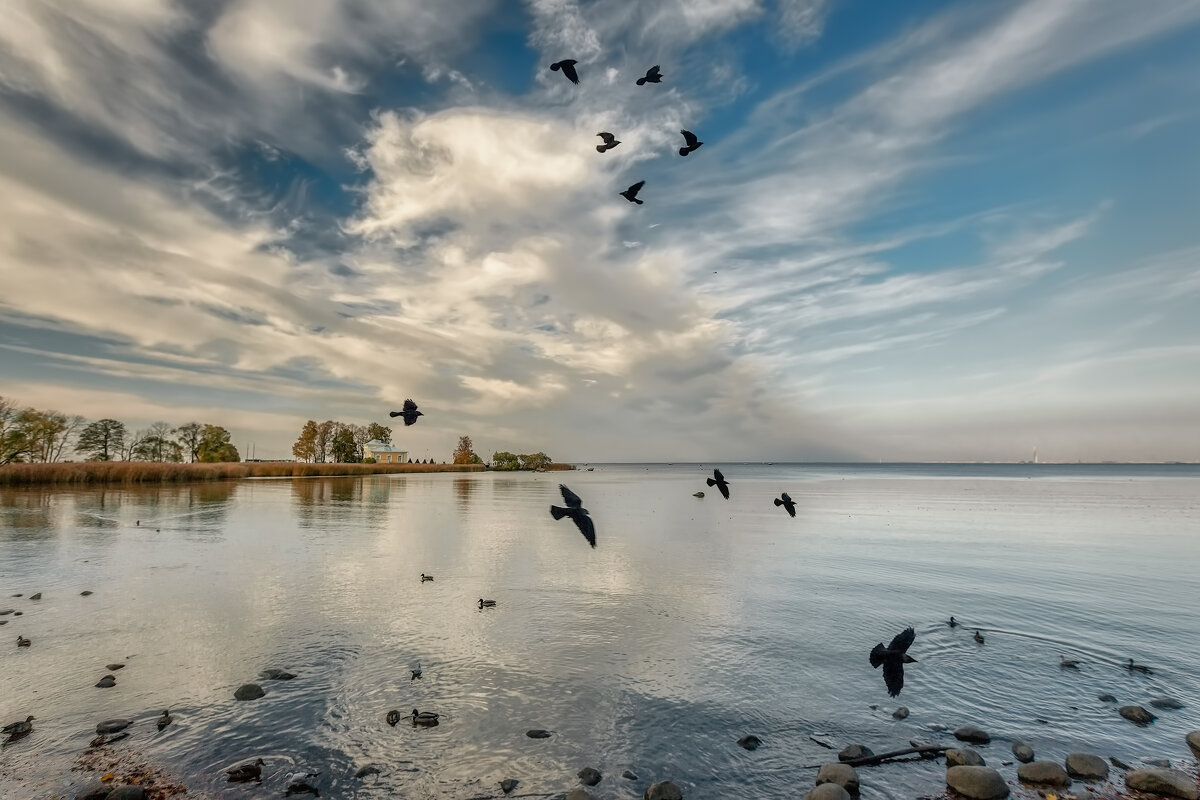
[1, 0, 1198, 462]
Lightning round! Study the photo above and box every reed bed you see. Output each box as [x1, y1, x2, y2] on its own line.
[0, 460, 488, 486]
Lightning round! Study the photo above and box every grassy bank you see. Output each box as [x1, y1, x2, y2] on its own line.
[0, 460, 487, 486]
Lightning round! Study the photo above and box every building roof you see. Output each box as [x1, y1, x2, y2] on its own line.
[365, 440, 406, 453]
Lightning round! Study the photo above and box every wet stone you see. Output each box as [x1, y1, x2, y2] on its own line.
[804, 785, 852, 800]
[1187, 731, 1200, 760]
[1064, 752, 1109, 780]
[954, 725, 991, 744]
[499, 778, 519, 793]
[839, 744, 873, 762]
[354, 765, 381, 779]
[1017, 761, 1070, 787]
[578, 767, 602, 786]
[234, 683, 265, 701]
[526, 729, 552, 738]
[1149, 697, 1184, 710]
[1098, 693, 1117, 702]
[1119, 705, 1156, 725]
[893, 707, 909, 719]
[644, 780, 683, 800]
[815, 763, 859, 795]
[945, 765, 1009, 799]
[1011, 741, 1034, 763]
[565, 790, 595, 800]
[104, 787, 146, 800]
[1125, 768, 1200, 800]
[737, 734, 762, 750]
[946, 748, 985, 767]
[622, 770, 638, 781]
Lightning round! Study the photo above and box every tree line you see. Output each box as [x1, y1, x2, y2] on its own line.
[291, 420, 393, 463]
[1, 396, 239, 465]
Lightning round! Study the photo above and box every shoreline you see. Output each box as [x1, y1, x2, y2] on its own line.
[0, 461, 496, 487]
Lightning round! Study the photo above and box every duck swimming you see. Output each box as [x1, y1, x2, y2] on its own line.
[947, 616, 958, 628]
[16, 635, 30, 647]
[386, 709, 402, 726]
[411, 662, 422, 680]
[2, 715, 34, 743]
[410, 709, 439, 726]
[227, 758, 265, 782]
[1059, 656, 1080, 668]
[1125, 658, 1153, 674]
[973, 630, 985, 644]
[478, 599, 496, 608]
[420, 573, 434, 582]
[157, 710, 173, 730]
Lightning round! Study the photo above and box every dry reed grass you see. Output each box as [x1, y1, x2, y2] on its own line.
[0, 460, 487, 486]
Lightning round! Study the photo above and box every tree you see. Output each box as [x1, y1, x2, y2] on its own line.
[352, 424, 371, 461]
[292, 420, 319, 462]
[75, 419, 127, 461]
[0, 397, 34, 465]
[491, 451, 520, 470]
[314, 420, 335, 463]
[131, 422, 183, 462]
[197, 424, 239, 462]
[519, 452, 552, 470]
[366, 422, 392, 445]
[173, 422, 203, 463]
[452, 436, 481, 465]
[330, 424, 358, 463]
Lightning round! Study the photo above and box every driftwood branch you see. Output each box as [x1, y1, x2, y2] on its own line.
[804, 744, 948, 769]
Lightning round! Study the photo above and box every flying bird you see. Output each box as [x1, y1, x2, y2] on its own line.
[389, 398, 423, 426]
[773, 492, 796, 517]
[596, 131, 621, 153]
[678, 129, 704, 156]
[636, 65, 663, 85]
[550, 484, 596, 547]
[620, 181, 645, 205]
[869, 626, 917, 698]
[549, 59, 579, 84]
[706, 468, 730, 500]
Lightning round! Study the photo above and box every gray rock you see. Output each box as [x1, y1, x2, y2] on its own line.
[0, 619, 6, 625]
[75, 783, 110, 800]
[261, 668, 296, 680]
[95, 675, 116, 688]
[1064, 752, 1109, 780]
[1188, 731, 1200, 760]
[945, 765, 1009, 799]
[0, 609, 13, 615]
[622, 770, 638, 781]
[1125, 768, 1200, 800]
[838, 744, 873, 762]
[29, 593, 42, 600]
[234, 683, 265, 701]
[565, 789, 595, 800]
[1145, 758, 1172, 768]
[104, 787, 146, 800]
[1119, 705, 1156, 725]
[105, 664, 124, 671]
[737, 734, 762, 750]
[946, 748, 985, 767]
[1149, 697, 1184, 710]
[644, 780, 683, 800]
[1011, 741, 1034, 763]
[815, 763, 859, 795]
[355, 765, 381, 778]
[1017, 761, 1070, 787]
[804, 785, 852, 800]
[1111, 756, 1131, 770]
[95, 719, 132, 734]
[892, 706, 909, 719]
[526, 728, 552, 738]
[953, 725, 991, 744]
[499, 778, 519, 793]
[1098, 693, 1117, 702]
[578, 767, 602, 786]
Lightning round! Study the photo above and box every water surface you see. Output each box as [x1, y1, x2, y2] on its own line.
[2, 464, 1199, 799]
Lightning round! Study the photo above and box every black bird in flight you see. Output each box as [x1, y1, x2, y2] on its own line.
[596, 132, 621, 153]
[619, 181, 645, 205]
[870, 626, 917, 697]
[550, 484, 596, 547]
[389, 398, 423, 426]
[637, 65, 663, 85]
[706, 468, 730, 499]
[549, 59, 579, 84]
[774, 492, 796, 517]
[678, 129, 704, 156]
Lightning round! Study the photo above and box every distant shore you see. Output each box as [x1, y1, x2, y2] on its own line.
[0, 460, 500, 486]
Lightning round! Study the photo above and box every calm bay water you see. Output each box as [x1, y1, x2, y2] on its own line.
[2, 464, 1199, 799]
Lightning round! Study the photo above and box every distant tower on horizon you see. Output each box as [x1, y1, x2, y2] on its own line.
[1033, 447, 1039, 464]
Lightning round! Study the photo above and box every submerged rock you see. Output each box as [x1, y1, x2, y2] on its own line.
[1011, 741, 1034, 763]
[95, 719, 133, 735]
[804, 785, 852, 800]
[1149, 697, 1184, 710]
[526, 729, 552, 738]
[1098, 693, 1117, 702]
[354, 765, 381, 779]
[0, 609, 13, 616]
[945, 765, 1009, 799]
[1125, 768, 1200, 799]
[29, 593, 42, 600]
[578, 767, 602, 786]
[737, 734, 762, 750]
[946, 748, 985, 767]
[499, 778, 519, 793]
[893, 706, 909, 719]
[81, 591, 93, 596]
[1065, 752, 1109, 780]
[622, 770, 638, 781]
[1017, 761, 1070, 787]
[234, 683, 265, 701]
[105, 664, 124, 671]
[75, 783, 110, 800]
[103, 787, 146, 800]
[564, 790, 595, 800]
[1119, 705, 1156, 725]
[644, 780, 683, 800]
[95, 675, 116, 688]
[1111, 756, 1132, 770]
[1145, 758, 1172, 768]
[953, 725, 991, 744]
[261, 668, 296, 680]
[1187, 730, 1200, 760]
[838, 744, 873, 762]
[815, 763, 859, 795]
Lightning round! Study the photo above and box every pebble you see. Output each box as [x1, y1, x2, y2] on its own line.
[953, 725, 991, 744]
[499, 778, 519, 793]
[1064, 752, 1109, 780]
[1125, 768, 1200, 799]
[815, 763, 859, 795]
[578, 767, 602, 786]
[737, 734, 762, 750]
[526, 729, 552, 738]
[95, 719, 133, 735]
[893, 706, 909, 719]
[234, 683, 265, 701]
[1119, 705, 1156, 725]
[1097, 693, 1117, 702]
[804, 785, 852, 800]
[644, 780, 683, 800]
[95, 675, 116, 688]
[1149, 697, 1184, 710]
[81, 591, 93, 596]
[1011, 741, 1034, 763]
[1017, 761, 1071, 787]
[946, 748, 985, 767]
[945, 765, 1009, 799]
[838, 744, 873, 762]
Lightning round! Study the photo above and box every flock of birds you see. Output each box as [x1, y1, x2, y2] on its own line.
[547, 59, 702, 205]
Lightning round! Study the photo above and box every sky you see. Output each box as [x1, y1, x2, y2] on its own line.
[1, 0, 1199, 463]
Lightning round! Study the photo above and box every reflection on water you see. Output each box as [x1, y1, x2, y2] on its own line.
[1, 466, 1199, 799]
